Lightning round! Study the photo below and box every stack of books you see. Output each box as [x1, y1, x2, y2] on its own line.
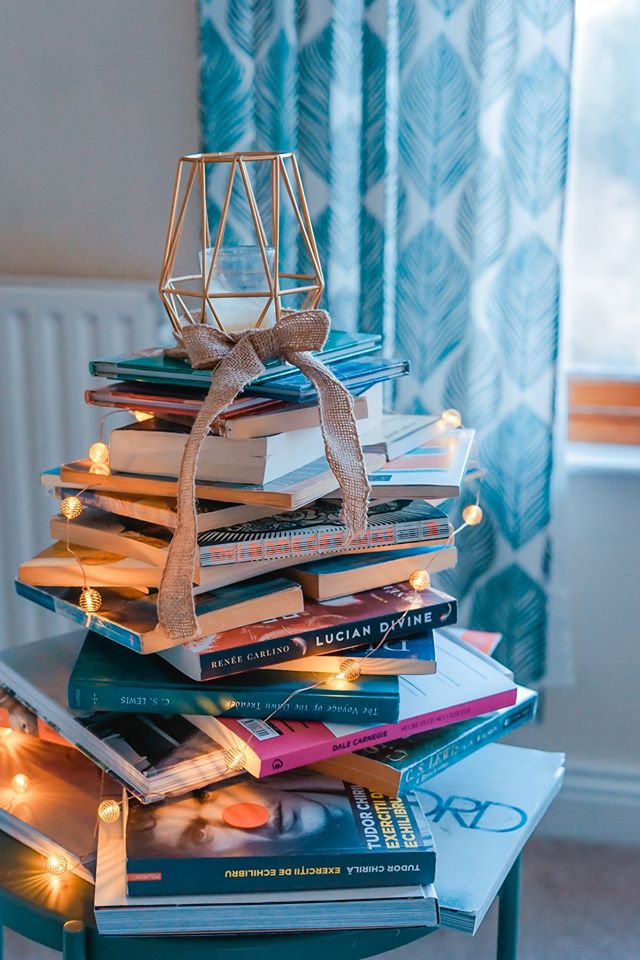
[3, 327, 563, 936]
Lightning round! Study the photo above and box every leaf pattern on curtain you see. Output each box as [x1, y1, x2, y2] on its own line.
[198, 0, 574, 684]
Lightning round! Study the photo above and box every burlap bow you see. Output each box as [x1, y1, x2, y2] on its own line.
[158, 310, 371, 642]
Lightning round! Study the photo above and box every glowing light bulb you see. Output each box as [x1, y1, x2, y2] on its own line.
[88, 441, 109, 465]
[409, 569, 431, 592]
[98, 799, 121, 823]
[46, 854, 68, 876]
[60, 495, 83, 520]
[336, 658, 361, 683]
[0, 727, 12, 739]
[11, 773, 30, 794]
[133, 410, 154, 422]
[79, 587, 102, 614]
[224, 747, 247, 773]
[462, 504, 484, 526]
[440, 408, 462, 429]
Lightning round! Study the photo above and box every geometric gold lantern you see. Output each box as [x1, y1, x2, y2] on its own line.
[159, 151, 324, 336]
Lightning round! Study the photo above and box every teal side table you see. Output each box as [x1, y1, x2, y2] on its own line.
[0, 830, 522, 960]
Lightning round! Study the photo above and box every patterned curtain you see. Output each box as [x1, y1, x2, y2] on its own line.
[198, 0, 574, 685]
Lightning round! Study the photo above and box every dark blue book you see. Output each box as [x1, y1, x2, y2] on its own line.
[68, 632, 402, 723]
[254, 356, 409, 401]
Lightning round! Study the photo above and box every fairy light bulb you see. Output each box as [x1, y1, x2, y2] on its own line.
[409, 569, 431, 592]
[133, 410, 154, 422]
[336, 658, 362, 683]
[440, 408, 462, 429]
[98, 799, 121, 823]
[45, 854, 68, 876]
[224, 747, 247, 773]
[0, 727, 12, 739]
[11, 773, 30, 794]
[60, 495, 83, 520]
[462, 504, 484, 526]
[79, 587, 102, 614]
[88, 441, 109, 465]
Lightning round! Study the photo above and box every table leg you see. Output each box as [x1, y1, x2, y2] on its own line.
[496, 853, 522, 960]
[63, 920, 86, 960]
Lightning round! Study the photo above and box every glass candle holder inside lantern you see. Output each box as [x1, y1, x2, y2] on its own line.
[159, 152, 325, 335]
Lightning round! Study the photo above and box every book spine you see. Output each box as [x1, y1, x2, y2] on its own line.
[197, 599, 457, 679]
[126, 849, 436, 898]
[67, 681, 400, 724]
[396, 695, 538, 793]
[14, 581, 144, 653]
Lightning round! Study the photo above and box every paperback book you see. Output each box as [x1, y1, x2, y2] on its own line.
[15, 577, 303, 655]
[0, 631, 235, 803]
[68, 632, 403, 723]
[365, 429, 476, 500]
[159, 582, 458, 681]
[311, 685, 538, 795]
[264, 632, 437, 676]
[256, 356, 409, 401]
[123, 772, 435, 897]
[362, 414, 447, 461]
[189, 634, 517, 778]
[18, 542, 157, 591]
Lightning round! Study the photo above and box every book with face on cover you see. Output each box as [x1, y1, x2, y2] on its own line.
[94, 803, 439, 935]
[159, 582, 458, 681]
[0, 732, 106, 882]
[0, 631, 237, 804]
[189, 634, 518, 779]
[123, 771, 436, 897]
[417, 745, 565, 934]
[14, 577, 303, 655]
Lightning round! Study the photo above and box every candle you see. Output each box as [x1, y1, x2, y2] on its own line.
[200, 245, 277, 331]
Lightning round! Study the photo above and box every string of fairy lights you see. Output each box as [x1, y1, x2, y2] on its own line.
[2, 406, 485, 877]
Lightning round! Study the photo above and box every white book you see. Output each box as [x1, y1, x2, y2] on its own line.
[362, 413, 448, 461]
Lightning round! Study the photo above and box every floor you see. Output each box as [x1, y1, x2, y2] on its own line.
[3, 837, 639, 960]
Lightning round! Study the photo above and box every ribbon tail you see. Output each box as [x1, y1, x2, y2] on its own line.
[295, 354, 371, 540]
[158, 341, 264, 642]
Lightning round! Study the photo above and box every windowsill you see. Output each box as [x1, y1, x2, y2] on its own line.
[566, 442, 640, 476]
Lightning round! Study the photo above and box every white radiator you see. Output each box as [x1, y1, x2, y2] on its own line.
[0, 278, 168, 648]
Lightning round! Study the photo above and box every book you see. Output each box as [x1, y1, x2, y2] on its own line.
[123, 772, 435, 897]
[286, 545, 457, 600]
[189, 634, 518, 778]
[311, 685, 538, 795]
[108, 418, 329, 485]
[68, 632, 402, 723]
[15, 577, 304, 655]
[0, 733, 106, 882]
[193, 499, 451, 567]
[438, 625, 502, 657]
[55, 450, 385, 509]
[365, 429, 476, 500]
[84, 381, 378, 437]
[418, 744, 565, 933]
[0, 631, 237, 803]
[159, 583, 458, 681]
[89, 329, 382, 390]
[254, 356, 410, 402]
[362, 414, 447, 461]
[263, 632, 438, 676]
[95, 803, 439, 934]
[18, 542, 156, 591]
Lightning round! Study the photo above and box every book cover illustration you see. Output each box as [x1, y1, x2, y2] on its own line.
[160, 583, 458, 681]
[124, 771, 435, 897]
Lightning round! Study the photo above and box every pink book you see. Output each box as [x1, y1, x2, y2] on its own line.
[190, 633, 518, 778]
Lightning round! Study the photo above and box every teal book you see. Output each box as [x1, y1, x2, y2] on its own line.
[418, 745, 565, 933]
[68, 632, 401, 723]
[313, 686, 537, 794]
[89, 329, 382, 390]
[123, 772, 435, 897]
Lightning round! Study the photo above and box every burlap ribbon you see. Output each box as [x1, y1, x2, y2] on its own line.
[158, 310, 371, 642]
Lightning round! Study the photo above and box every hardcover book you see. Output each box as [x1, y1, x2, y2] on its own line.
[0, 732, 105, 882]
[15, 577, 304, 655]
[364, 429, 476, 500]
[189, 634, 517, 778]
[68, 632, 402, 723]
[264, 632, 437, 676]
[311, 686, 538, 795]
[88, 329, 382, 390]
[0, 631, 236, 803]
[123, 772, 435, 897]
[159, 582, 458, 681]
[418, 745, 565, 933]
[95, 805, 439, 934]
[256, 356, 409, 401]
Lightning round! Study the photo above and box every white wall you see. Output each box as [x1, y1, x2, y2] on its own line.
[0, 0, 200, 280]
